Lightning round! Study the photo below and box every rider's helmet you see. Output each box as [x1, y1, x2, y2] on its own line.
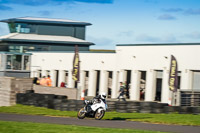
[100, 92, 107, 99]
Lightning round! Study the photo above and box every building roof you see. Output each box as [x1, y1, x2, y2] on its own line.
[0, 33, 94, 45]
[117, 43, 200, 46]
[0, 17, 92, 26]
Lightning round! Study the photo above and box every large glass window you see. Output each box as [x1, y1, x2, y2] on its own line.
[6, 55, 12, 69]
[8, 46, 36, 53]
[8, 23, 16, 33]
[12, 55, 22, 70]
[6, 54, 30, 71]
[8, 23, 31, 33]
[24, 55, 30, 70]
[16, 24, 30, 33]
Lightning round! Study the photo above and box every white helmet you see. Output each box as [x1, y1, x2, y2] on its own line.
[100, 92, 107, 99]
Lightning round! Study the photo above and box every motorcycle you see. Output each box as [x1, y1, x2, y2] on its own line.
[77, 99, 108, 120]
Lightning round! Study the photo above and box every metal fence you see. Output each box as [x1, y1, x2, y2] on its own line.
[180, 91, 200, 106]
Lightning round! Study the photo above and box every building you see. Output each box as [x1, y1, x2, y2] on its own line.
[30, 43, 200, 105]
[0, 17, 94, 77]
[0, 17, 200, 105]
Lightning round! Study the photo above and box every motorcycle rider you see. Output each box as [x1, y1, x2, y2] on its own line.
[86, 92, 107, 113]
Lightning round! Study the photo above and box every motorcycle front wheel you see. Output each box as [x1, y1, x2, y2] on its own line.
[77, 108, 86, 119]
[95, 109, 105, 120]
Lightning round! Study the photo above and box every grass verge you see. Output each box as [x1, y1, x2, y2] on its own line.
[0, 120, 168, 133]
[0, 104, 200, 126]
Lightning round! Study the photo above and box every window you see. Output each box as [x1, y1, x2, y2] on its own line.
[8, 23, 31, 33]
[24, 56, 30, 70]
[12, 55, 22, 70]
[8, 46, 36, 53]
[6, 54, 30, 71]
[6, 55, 12, 69]
[8, 23, 16, 33]
[16, 24, 30, 33]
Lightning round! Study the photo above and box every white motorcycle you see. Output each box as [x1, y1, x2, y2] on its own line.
[77, 98, 108, 120]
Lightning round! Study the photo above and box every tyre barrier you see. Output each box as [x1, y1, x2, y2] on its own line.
[16, 91, 200, 114]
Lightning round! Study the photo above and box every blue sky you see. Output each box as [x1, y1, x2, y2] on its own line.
[0, 0, 200, 49]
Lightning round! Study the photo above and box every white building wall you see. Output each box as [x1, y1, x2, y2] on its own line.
[30, 44, 200, 103]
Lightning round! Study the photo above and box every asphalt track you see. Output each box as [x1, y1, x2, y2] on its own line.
[0, 113, 200, 133]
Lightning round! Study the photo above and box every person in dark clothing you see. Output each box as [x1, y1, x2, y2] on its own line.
[117, 82, 126, 101]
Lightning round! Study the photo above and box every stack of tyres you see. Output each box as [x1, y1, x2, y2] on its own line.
[151, 103, 167, 113]
[139, 102, 155, 113]
[43, 94, 55, 109]
[191, 107, 200, 115]
[67, 100, 77, 111]
[23, 90, 36, 106]
[116, 101, 127, 113]
[35, 94, 48, 107]
[181, 106, 198, 114]
[53, 95, 68, 110]
[76, 100, 85, 111]
[164, 106, 174, 113]
[107, 101, 116, 112]
[179, 106, 190, 114]
[126, 101, 140, 113]
[60, 99, 69, 111]
[164, 106, 180, 114]
[16, 93, 26, 104]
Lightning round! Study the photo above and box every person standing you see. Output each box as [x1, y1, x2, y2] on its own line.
[46, 75, 52, 87]
[117, 82, 126, 101]
[40, 76, 47, 86]
[60, 81, 65, 87]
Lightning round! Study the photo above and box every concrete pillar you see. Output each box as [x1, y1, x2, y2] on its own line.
[50, 70, 56, 87]
[30, 71, 35, 78]
[58, 70, 66, 87]
[68, 69, 75, 88]
[34, 70, 40, 78]
[161, 69, 170, 104]
[88, 70, 97, 96]
[99, 70, 109, 94]
[119, 69, 127, 83]
[181, 69, 193, 90]
[145, 69, 157, 101]
[80, 70, 86, 93]
[111, 71, 119, 98]
[130, 70, 141, 101]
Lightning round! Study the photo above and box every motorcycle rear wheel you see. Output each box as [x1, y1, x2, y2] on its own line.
[77, 108, 86, 119]
[95, 109, 105, 120]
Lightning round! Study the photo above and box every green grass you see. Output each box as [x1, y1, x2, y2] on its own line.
[0, 104, 200, 126]
[104, 112, 200, 126]
[0, 104, 77, 117]
[0, 121, 168, 133]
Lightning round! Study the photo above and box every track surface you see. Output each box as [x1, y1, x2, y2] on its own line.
[0, 113, 200, 133]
